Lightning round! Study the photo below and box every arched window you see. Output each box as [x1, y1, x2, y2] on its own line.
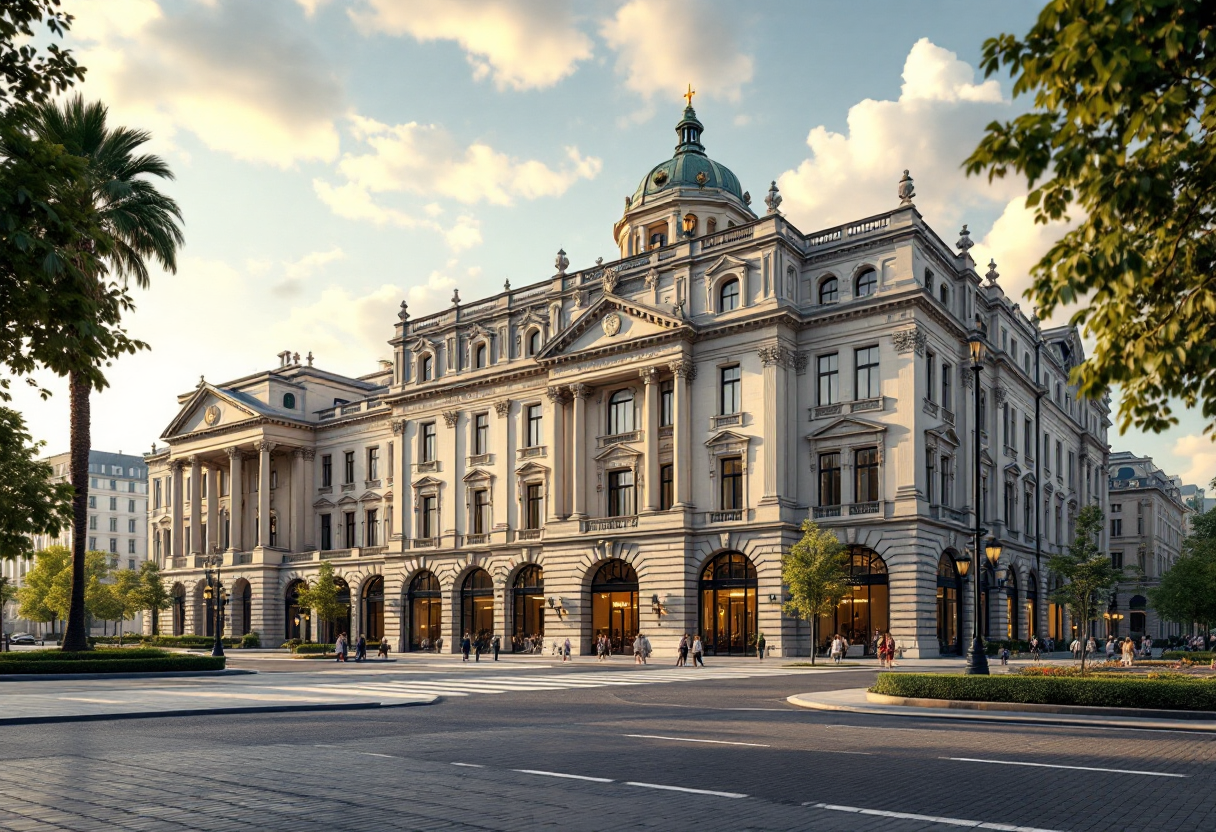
[512, 565, 544, 653]
[408, 571, 441, 651]
[285, 579, 310, 642]
[232, 579, 252, 637]
[420, 354, 433, 382]
[319, 578, 351, 644]
[475, 343, 487, 369]
[719, 278, 740, 312]
[817, 549, 889, 655]
[855, 268, 877, 297]
[1005, 570, 1019, 640]
[936, 554, 961, 655]
[528, 330, 541, 356]
[590, 560, 639, 656]
[1048, 575, 1065, 642]
[607, 389, 634, 435]
[699, 552, 758, 656]
[362, 576, 384, 642]
[819, 276, 839, 304]
[461, 569, 494, 648]
[282, 393, 296, 410]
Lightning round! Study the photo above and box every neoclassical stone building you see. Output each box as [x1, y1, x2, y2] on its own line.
[147, 104, 1109, 657]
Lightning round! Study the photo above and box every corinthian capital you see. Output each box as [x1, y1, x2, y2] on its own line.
[669, 359, 697, 381]
[569, 383, 591, 400]
[639, 367, 661, 385]
[258, 440, 275, 453]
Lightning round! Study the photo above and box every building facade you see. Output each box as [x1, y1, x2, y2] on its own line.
[1106, 451, 1188, 639]
[148, 106, 1108, 656]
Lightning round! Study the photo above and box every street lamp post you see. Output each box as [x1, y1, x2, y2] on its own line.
[966, 326, 991, 675]
[201, 552, 227, 657]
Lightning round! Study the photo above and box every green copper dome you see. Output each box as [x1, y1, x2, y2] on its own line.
[628, 106, 748, 210]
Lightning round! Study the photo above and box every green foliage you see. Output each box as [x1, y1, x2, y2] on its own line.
[17, 545, 117, 624]
[0, 0, 85, 109]
[1048, 505, 1121, 673]
[293, 561, 348, 638]
[985, 639, 1033, 655]
[1153, 506, 1216, 628]
[0, 647, 170, 662]
[965, 1, 1216, 435]
[872, 672, 1216, 711]
[0, 408, 72, 558]
[782, 519, 849, 664]
[133, 559, 171, 633]
[0, 574, 15, 607]
[142, 635, 238, 649]
[1162, 651, 1215, 662]
[0, 651, 224, 675]
[240, 631, 260, 649]
[293, 642, 337, 655]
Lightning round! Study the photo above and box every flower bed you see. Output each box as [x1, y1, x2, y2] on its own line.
[871, 672, 1216, 711]
[1162, 651, 1214, 662]
[0, 648, 225, 675]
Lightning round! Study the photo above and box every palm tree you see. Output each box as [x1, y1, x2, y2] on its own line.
[29, 96, 183, 651]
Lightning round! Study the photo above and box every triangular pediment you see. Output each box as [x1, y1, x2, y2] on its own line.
[412, 475, 443, 489]
[926, 425, 961, 448]
[704, 253, 750, 277]
[1022, 471, 1038, 485]
[594, 443, 644, 462]
[980, 449, 995, 467]
[337, 495, 358, 506]
[807, 415, 888, 442]
[313, 497, 336, 509]
[515, 461, 550, 477]
[357, 490, 382, 503]
[462, 468, 495, 483]
[705, 429, 750, 448]
[1004, 462, 1023, 477]
[537, 293, 693, 362]
[161, 383, 271, 440]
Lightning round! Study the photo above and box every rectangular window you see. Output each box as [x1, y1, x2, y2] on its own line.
[153, 480, 161, 509]
[321, 514, 332, 551]
[1024, 419, 1033, 459]
[1137, 515, 1144, 535]
[854, 346, 880, 399]
[110, 479, 116, 491]
[1024, 493, 1033, 536]
[109, 497, 117, 511]
[420, 496, 437, 539]
[1055, 440, 1063, 475]
[366, 508, 378, 546]
[422, 423, 437, 462]
[926, 351, 936, 402]
[270, 469, 278, 490]
[525, 484, 543, 529]
[321, 454, 333, 487]
[472, 489, 490, 534]
[474, 413, 489, 455]
[1002, 404, 1010, 448]
[926, 455, 935, 504]
[1067, 451, 1075, 488]
[343, 451, 355, 484]
[607, 469, 635, 517]
[109, 538, 117, 553]
[367, 447, 379, 481]
[1111, 551, 1123, 569]
[128, 541, 136, 556]
[720, 365, 741, 415]
[1043, 432, 1051, 472]
[1112, 503, 1122, 513]
[387, 443, 394, 481]
[89, 536, 96, 550]
[344, 511, 356, 548]
[941, 363, 952, 411]
[659, 464, 673, 510]
[1055, 506, 1063, 544]
[89, 495, 97, 509]
[201, 472, 207, 496]
[817, 353, 839, 405]
[128, 518, 136, 533]
[90, 477, 98, 489]
[526, 405, 543, 448]
[1004, 482, 1015, 527]
[720, 456, 743, 510]
[940, 455, 951, 507]
[128, 499, 135, 513]
[109, 517, 118, 532]
[819, 452, 841, 507]
[660, 381, 673, 427]
[89, 515, 97, 530]
[1010, 337, 1019, 363]
[978, 391, 987, 438]
[855, 448, 879, 503]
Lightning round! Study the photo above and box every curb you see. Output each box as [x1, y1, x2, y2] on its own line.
[787, 689, 1216, 733]
[0, 669, 257, 683]
[865, 691, 1216, 721]
[0, 696, 439, 726]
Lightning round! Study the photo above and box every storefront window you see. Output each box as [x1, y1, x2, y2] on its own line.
[409, 571, 442, 651]
[461, 569, 495, 650]
[817, 549, 889, 655]
[936, 554, 961, 655]
[590, 560, 638, 656]
[512, 566, 544, 653]
[699, 552, 757, 656]
[362, 576, 384, 642]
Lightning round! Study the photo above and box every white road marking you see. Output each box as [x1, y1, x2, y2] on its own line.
[358, 752, 395, 759]
[451, 763, 484, 768]
[807, 802, 1065, 831]
[56, 697, 126, 705]
[624, 734, 770, 747]
[945, 757, 1189, 778]
[513, 769, 613, 783]
[625, 782, 747, 799]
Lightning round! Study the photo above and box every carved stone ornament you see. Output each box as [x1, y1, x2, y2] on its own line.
[203, 404, 221, 426]
[956, 224, 974, 253]
[602, 312, 622, 337]
[898, 169, 916, 206]
[494, 400, 511, 417]
[764, 180, 782, 215]
[758, 345, 792, 368]
[669, 359, 697, 381]
[994, 385, 1009, 407]
[645, 268, 659, 290]
[442, 410, 460, 428]
[793, 352, 809, 375]
[602, 267, 619, 294]
[985, 259, 1000, 287]
[258, 441, 275, 453]
[639, 366, 661, 385]
[398, 300, 409, 322]
[554, 249, 569, 276]
[892, 327, 927, 357]
[302, 448, 316, 460]
[961, 369, 974, 389]
[569, 382, 591, 400]
[390, 419, 406, 435]
[545, 386, 570, 405]
[225, 446, 241, 460]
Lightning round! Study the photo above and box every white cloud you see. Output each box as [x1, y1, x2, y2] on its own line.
[350, 0, 592, 90]
[272, 247, 346, 297]
[445, 216, 483, 252]
[312, 179, 484, 252]
[273, 283, 404, 363]
[71, 0, 343, 167]
[601, 0, 754, 117]
[968, 199, 1078, 322]
[1172, 434, 1216, 488]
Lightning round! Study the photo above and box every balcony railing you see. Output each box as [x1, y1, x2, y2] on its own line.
[361, 546, 386, 557]
[518, 446, 546, 459]
[517, 528, 543, 541]
[412, 537, 438, 549]
[171, 557, 187, 569]
[851, 396, 883, 413]
[658, 425, 673, 439]
[811, 404, 843, 419]
[233, 552, 252, 565]
[942, 408, 956, 425]
[467, 453, 492, 466]
[415, 460, 440, 473]
[316, 485, 332, 494]
[942, 506, 968, 523]
[581, 516, 638, 533]
[849, 501, 881, 515]
[708, 510, 744, 523]
[700, 225, 755, 250]
[364, 479, 381, 489]
[341, 482, 356, 492]
[710, 413, 743, 429]
[922, 398, 939, 417]
[597, 431, 642, 448]
[1004, 447, 1018, 460]
[813, 505, 842, 518]
[282, 552, 314, 563]
[465, 533, 490, 546]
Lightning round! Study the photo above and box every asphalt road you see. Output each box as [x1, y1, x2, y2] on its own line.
[2, 664, 1212, 832]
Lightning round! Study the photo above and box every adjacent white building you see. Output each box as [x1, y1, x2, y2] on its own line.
[147, 105, 1109, 656]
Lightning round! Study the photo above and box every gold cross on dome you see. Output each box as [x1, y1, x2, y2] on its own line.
[684, 83, 696, 107]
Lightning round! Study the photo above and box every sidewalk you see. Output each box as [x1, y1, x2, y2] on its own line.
[788, 687, 1216, 732]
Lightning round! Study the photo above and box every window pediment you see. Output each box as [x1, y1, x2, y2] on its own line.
[926, 425, 960, 448]
[357, 490, 381, 503]
[704, 253, 750, 277]
[337, 495, 358, 506]
[313, 497, 336, 509]
[536, 293, 692, 362]
[515, 461, 550, 478]
[594, 444, 644, 464]
[412, 475, 443, 490]
[1004, 462, 1023, 478]
[807, 416, 887, 444]
[462, 468, 495, 484]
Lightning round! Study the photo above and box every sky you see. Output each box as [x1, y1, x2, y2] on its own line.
[8, 0, 1216, 487]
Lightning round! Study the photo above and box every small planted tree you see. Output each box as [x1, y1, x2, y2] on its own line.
[294, 561, 347, 650]
[134, 559, 171, 635]
[17, 544, 70, 636]
[109, 567, 143, 646]
[782, 519, 849, 665]
[1049, 504, 1122, 674]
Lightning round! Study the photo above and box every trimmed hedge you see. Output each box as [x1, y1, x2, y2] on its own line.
[1162, 651, 1214, 662]
[0, 648, 172, 662]
[293, 643, 336, 655]
[871, 672, 1216, 711]
[0, 648, 224, 675]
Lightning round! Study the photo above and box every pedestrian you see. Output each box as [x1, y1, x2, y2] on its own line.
[492, 634, 500, 661]
[999, 646, 1010, 666]
[692, 635, 705, 667]
[1029, 635, 1041, 663]
[434, 635, 444, 654]
[335, 632, 348, 663]
[474, 635, 482, 662]
[461, 632, 471, 662]
[355, 633, 367, 662]
[1105, 636, 1116, 663]
[830, 633, 845, 665]
[1086, 636, 1097, 660]
[377, 638, 389, 659]
[676, 634, 688, 667]
[633, 633, 644, 664]
[1070, 637, 1081, 660]
[563, 637, 571, 662]
[757, 631, 766, 660]
[1121, 637, 1135, 667]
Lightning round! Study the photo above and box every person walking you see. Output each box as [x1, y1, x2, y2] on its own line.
[1070, 636, 1081, 661]
[354, 633, 367, 663]
[562, 637, 571, 662]
[830, 633, 845, 665]
[1105, 635, 1116, 663]
[633, 633, 645, 665]
[1121, 637, 1136, 667]
[491, 634, 500, 661]
[335, 633, 349, 663]
[474, 635, 482, 662]
[999, 645, 1010, 666]
[461, 632, 471, 662]
[434, 635, 444, 654]
[676, 634, 688, 667]
[1029, 635, 1041, 663]
[692, 635, 705, 667]
[1086, 636, 1097, 660]
[377, 638, 389, 659]
[757, 632, 766, 660]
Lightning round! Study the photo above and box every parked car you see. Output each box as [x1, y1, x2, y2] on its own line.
[6, 633, 37, 645]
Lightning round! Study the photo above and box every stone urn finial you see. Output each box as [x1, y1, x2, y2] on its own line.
[398, 300, 409, 322]
[898, 169, 916, 206]
[985, 259, 1000, 287]
[555, 248, 569, 275]
[451, 289, 461, 306]
[765, 180, 782, 215]
[957, 224, 974, 253]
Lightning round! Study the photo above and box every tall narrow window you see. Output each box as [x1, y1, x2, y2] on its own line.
[659, 464, 674, 510]
[366, 508, 379, 546]
[817, 353, 839, 405]
[855, 448, 879, 502]
[607, 469, 635, 517]
[926, 350, 936, 402]
[1004, 482, 1015, 527]
[472, 489, 490, 534]
[1002, 405, 1011, 448]
[720, 456, 743, 510]
[420, 354, 433, 382]
[528, 330, 541, 356]
[1024, 491, 1033, 535]
[819, 453, 841, 507]
[343, 451, 355, 484]
[659, 381, 673, 427]
[321, 514, 332, 550]
[926, 454, 936, 504]
[719, 278, 740, 312]
[526, 404, 543, 447]
[420, 496, 437, 539]
[344, 511, 355, 548]
[154, 479, 162, 509]
[422, 423, 437, 462]
[475, 343, 487, 369]
[321, 454, 332, 487]
[608, 389, 634, 434]
[854, 346, 880, 399]
[367, 447, 379, 481]
[1024, 419, 1032, 458]
[940, 455, 951, 506]
[720, 365, 741, 415]
[525, 483, 543, 529]
[474, 413, 489, 455]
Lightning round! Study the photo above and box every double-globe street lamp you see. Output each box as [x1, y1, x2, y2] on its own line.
[201, 551, 228, 657]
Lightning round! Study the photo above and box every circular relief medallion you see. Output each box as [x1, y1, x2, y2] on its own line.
[203, 404, 220, 426]
[652, 169, 669, 186]
[602, 312, 622, 337]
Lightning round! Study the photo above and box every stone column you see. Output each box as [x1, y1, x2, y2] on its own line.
[302, 448, 316, 549]
[257, 441, 273, 548]
[494, 402, 511, 530]
[189, 456, 202, 555]
[569, 384, 590, 519]
[670, 359, 697, 509]
[291, 448, 305, 552]
[759, 345, 788, 504]
[641, 367, 661, 512]
[170, 460, 184, 558]
[392, 420, 410, 545]
[205, 461, 218, 554]
[227, 447, 243, 552]
[546, 387, 567, 520]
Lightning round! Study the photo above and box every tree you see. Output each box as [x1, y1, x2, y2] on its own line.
[1, 0, 85, 109]
[781, 519, 849, 665]
[106, 567, 143, 645]
[1048, 504, 1123, 673]
[294, 561, 348, 647]
[0, 407, 72, 566]
[965, 1, 1216, 436]
[1151, 501, 1216, 632]
[25, 97, 183, 652]
[134, 559, 171, 636]
[16, 544, 69, 635]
